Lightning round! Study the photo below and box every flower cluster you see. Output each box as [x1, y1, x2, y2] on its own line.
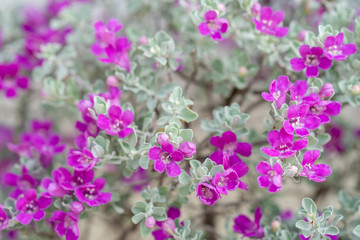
[290, 33, 357, 77]
[151, 207, 181, 240]
[91, 19, 132, 72]
[259, 76, 340, 192]
[196, 131, 250, 205]
[149, 133, 196, 177]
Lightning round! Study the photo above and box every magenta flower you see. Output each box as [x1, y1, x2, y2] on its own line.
[212, 168, 245, 195]
[283, 104, 321, 137]
[152, 207, 180, 240]
[4, 166, 40, 199]
[31, 119, 53, 133]
[97, 105, 134, 138]
[75, 118, 99, 138]
[261, 128, 308, 159]
[0, 62, 29, 98]
[122, 168, 148, 192]
[198, 10, 228, 41]
[252, 6, 288, 37]
[178, 141, 196, 158]
[290, 45, 332, 78]
[41, 167, 72, 198]
[99, 37, 132, 72]
[67, 148, 98, 172]
[91, 19, 123, 55]
[233, 207, 264, 238]
[0, 125, 13, 149]
[50, 202, 83, 240]
[307, 99, 341, 124]
[261, 75, 293, 109]
[31, 133, 66, 168]
[323, 33, 357, 61]
[324, 124, 345, 154]
[256, 161, 283, 193]
[15, 189, 52, 225]
[298, 150, 331, 182]
[290, 80, 309, 103]
[74, 178, 112, 207]
[60, 170, 94, 190]
[149, 142, 184, 177]
[209, 131, 252, 167]
[0, 206, 9, 230]
[196, 182, 221, 205]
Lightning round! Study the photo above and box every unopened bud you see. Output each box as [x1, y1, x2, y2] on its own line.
[352, 85, 360, 95]
[157, 133, 169, 145]
[218, 3, 226, 12]
[179, 142, 196, 158]
[106, 75, 120, 87]
[298, 30, 307, 42]
[145, 216, 156, 228]
[71, 201, 84, 213]
[271, 220, 281, 232]
[238, 66, 248, 77]
[251, 3, 261, 17]
[138, 36, 148, 45]
[319, 83, 334, 99]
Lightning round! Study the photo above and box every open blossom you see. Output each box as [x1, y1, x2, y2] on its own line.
[283, 104, 321, 137]
[74, 178, 112, 207]
[209, 131, 252, 167]
[4, 166, 40, 199]
[0, 206, 9, 230]
[324, 124, 345, 154]
[198, 10, 228, 41]
[261, 128, 308, 159]
[15, 189, 52, 225]
[261, 75, 293, 109]
[290, 45, 332, 78]
[298, 150, 332, 182]
[323, 33, 357, 61]
[0, 61, 29, 98]
[67, 148, 98, 172]
[91, 19, 123, 55]
[256, 161, 283, 193]
[212, 168, 245, 195]
[149, 142, 184, 177]
[252, 6, 288, 37]
[306, 98, 341, 124]
[50, 202, 83, 240]
[123, 168, 148, 192]
[152, 207, 180, 240]
[233, 207, 264, 238]
[41, 167, 72, 198]
[60, 170, 94, 190]
[98, 37, 132, 72]
[97, 105, 134, 138]
[196, 181, 221, 206]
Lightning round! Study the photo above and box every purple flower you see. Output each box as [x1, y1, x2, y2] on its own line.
[261, 128, 308, 159]
[67, 148, 98, 172]
[298, 150, 332, 182]
[290, 45, 332, 78]
[50, 202, 83, 240]
[149, 142, 184, 177]
[196, 182, 221, 206]
[261, 75, 293, 109]
[152, 207, 180, 240]
[0, 61, 29, 98]
[0, 206, 9, 230]
[0, 125, 13, 149]
[75, 118, 99, 138]
[209, 131, 252, 167]
[283, 104, 321, 137]
[323, 33, 357, 61]
[4, 166, 40, 199]
[252, 6, 288, 37]
[233, 207, 264, 238]
[60, 170, 94, 190]
[324, 124, 345, 154]
[74, 178, 112, 207]
[98, 37, 132, 72]
[122, 168, 148, 192]
[91, 19, 123, 55]
[97, 105, 134, 138]
[31, 133, 66, 168]
[212, 168, 245, 195]
[280, 210, 294, 221]
[178, 141, 196, 158]
[41, 167, 72, 198]
[256, 161, 283, 193]
[198, 10, 228, 41]
[290, 80, 309, 103]
[15, 189, 52, 225]
[31, 119, 53, 133]
[307, 99, 342, 124]
[251, 3, 261, 17]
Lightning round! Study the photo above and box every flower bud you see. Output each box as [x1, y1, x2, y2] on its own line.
[179, 142, 196, 158]
[106, 75, 120, 87]
[251, 3, 261, 17]
[162, 218, 176, 232]
[218, 3, 226, 12]
[157, 133, 169, 145]
[319, 83, 334, 99]
[71, 201, 84, 213]
[238, 66, 248, 77]
[298, 30, 307, 42]
[271, 220, 281, 232]
[352, 85, 360, 95]
[145, 216, 156, 228]
[283, 165, 298, 177]
[138, 35, 148, 45]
